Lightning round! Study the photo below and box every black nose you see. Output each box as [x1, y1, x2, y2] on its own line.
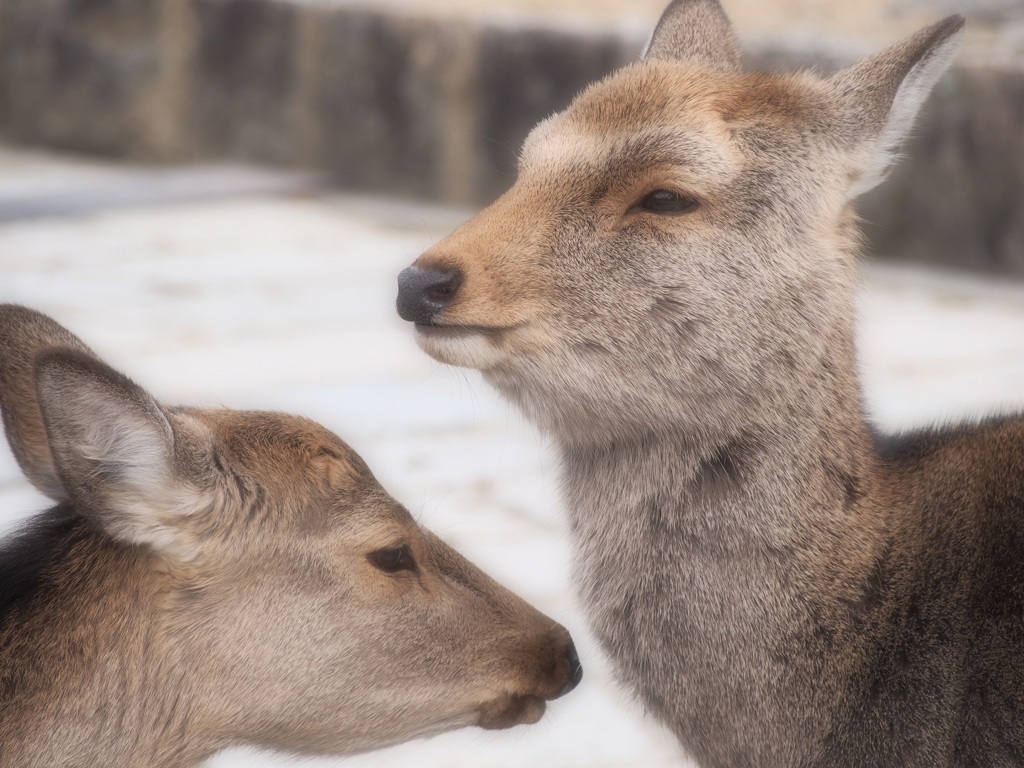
[396, 265, 462, 324]
[562, 639, 583, 696]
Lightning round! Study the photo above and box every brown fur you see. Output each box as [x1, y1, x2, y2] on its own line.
[393, 4, 1022, 766]
[0, 304, 580, 768]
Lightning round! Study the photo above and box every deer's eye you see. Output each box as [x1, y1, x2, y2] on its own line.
[367, 545, 417, 574]
[631, 189, 699, 215]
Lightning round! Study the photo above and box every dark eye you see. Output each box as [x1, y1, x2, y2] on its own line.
[367, 545, 417, 574]
[631, 189, 699, 215]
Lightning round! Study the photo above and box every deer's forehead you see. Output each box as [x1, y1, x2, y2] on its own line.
[192, 409, 372, 491]
[519, 126, 739, 192]
[520, 66, 742, 187]
[567, 61, 732, 130]
[519, 62, 830, 188]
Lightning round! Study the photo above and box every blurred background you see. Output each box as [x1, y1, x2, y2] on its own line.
[0, 0, 1022, 766]
[1, 0, 1022, 268]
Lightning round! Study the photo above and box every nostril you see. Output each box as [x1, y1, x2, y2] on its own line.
[562, 639, 584, 695]
[424, 271, 461, 303]
[396, 265, 463, 324]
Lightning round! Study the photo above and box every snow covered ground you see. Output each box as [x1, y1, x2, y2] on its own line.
[1, 147, 1023, 767]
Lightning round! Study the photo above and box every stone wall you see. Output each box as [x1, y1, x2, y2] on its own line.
[0, 0, 1021, 272]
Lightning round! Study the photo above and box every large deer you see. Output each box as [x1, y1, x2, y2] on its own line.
[395, 2, 1023, 766]
[0, 304, 581, 768]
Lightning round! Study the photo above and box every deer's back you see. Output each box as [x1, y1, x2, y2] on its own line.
[0, 504, 82, 630]
[825, 416, 1024, 766]
[0, 507, 154, 761]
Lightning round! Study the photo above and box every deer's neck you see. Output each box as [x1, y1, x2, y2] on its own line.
[556, 308, 882, 552]
[554, 326, 888, 765]
[0, 523, 213, 768]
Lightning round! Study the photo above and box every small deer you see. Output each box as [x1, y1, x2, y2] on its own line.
[0, 305, 581, 768]
[396, 2, 1022, 766]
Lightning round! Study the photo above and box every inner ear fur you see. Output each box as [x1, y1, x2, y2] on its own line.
[34, 349, 206, 557]
[829, 15, 965, 199]
[643, 0, 741, 73]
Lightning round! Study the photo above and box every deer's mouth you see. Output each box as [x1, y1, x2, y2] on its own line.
[477, 694, 546, 730]
[414, 321, 515, 339]
[412, 321, 524, 370]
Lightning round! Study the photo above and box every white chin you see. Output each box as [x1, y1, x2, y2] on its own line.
[414, 327, 508, 370]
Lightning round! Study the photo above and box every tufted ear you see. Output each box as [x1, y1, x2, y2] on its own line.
[643, 0, 740, 73]
[33, 349, 207, 558]
[829, 15, 964, 200]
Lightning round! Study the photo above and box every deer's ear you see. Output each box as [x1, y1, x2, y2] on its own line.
[0, 304, 99, 501]
[829, 15, 964, 200]
[35, 350, 206, 558]
[643, 0, 740, 73]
